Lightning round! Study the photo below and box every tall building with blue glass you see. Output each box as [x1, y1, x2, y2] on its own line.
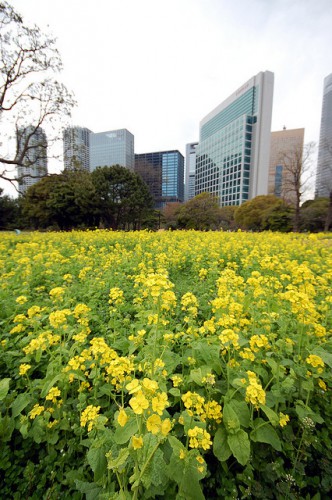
[195, 71, 274, 206]
[90, 129, 134, 171]
[135, 150, 184, 208]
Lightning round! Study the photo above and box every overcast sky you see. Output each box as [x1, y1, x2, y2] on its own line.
[3, 0, 332, 195]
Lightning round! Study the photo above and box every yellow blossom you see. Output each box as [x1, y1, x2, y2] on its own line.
[16, 295, 28, 305]
[29, 404, 45, 419]
[146, 414, 162, 434]
[279, 412, 290, 427]
[19, 363, 31, 376]
[126, 379, 141, 394]
[306, 354, 325, 369]
[45, 387, 61, 403]
[187, 426, 212, 450]
[132, 435, 143, 450]
[80, 405, 101, 432]
[117, 408, 128, 427]
[151, 392, 168, 415]
[129, 390, 149, 415]
[318, 379, 327, 391]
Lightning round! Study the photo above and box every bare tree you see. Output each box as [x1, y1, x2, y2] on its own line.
[0, 1, 75, 190]
[279, 141, 316, 232]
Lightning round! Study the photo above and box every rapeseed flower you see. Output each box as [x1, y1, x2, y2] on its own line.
[19, 363, 31, 376]
[130, 391, 149, 414]
[80, 405, 101, 432]
[187, 427, 212, 450]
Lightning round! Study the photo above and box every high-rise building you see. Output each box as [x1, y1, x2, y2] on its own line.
[135, 150, 184, 208]
[90, 129, 134, 171]
[16, 126, 48, 195]
[185, 142, 198, 201]
[268, 127, 305, 204]
[315, 73, 332, 198]
[63, 126, 92, 171]
[195, 71, 274, 206]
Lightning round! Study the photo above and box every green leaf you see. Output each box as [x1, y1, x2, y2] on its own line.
[189, 366, 213, 386]
[87, 445, 107, 482]
[169, 388, 181, 397]
[114, 417, 138, 444]
[11, 393, 31, 418]
[75, 480, 102, 500]
[0, 378, 10, 401]
[140, 447, 167, 489]
[227, 429, 250, 465]
[313, 348, 332, 368]
[107, 448, 130, 473]
[40, 374, 61, 398]
[223, 403, 240, 433]
[250, 418, 282, 451]
[229, 400, 250, 427]
[0, 415, 15, 442]
[192, 342, 221, 374]
[213, 427, 232, 462]
[261, 405, 279, 427]
[295, 403, 324, 424]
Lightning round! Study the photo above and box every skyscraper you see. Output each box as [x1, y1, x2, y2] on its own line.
[195, 71, 274, 206]
[268, 127, 305, 204]
[315, 73, 332, 198]
[63, 126, 92, 171]
[135, 150, 184, 208]
[90, 129, 134, 171]
[16, 126, 48, 195]
[185, 142, 198, 201]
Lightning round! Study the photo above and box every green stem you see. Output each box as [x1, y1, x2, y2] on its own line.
[132, 441, 160, 500]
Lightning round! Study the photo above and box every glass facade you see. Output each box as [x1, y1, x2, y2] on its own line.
[16, 126, 48, 195]
[90, 129, 134, 171]
[63, 126, 91, 171]
[196, 71, 274, 206]
[315, 74, 332, 198]
[135, 150, 184, 208]
[185, 142, 198, 201]
[196, 113, 256, 206]
[274, 165, 283, 197]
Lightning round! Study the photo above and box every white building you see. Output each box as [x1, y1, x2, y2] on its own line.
[195, 71, 274, 206]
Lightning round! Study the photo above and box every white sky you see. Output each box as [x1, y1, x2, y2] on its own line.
[3, 0, 332, 196]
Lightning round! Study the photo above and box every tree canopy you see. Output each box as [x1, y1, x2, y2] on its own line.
[22, 170, 99, 230]
[91, 165, 154, 230]
[21, 166, 154, 230]
[235, 195, 293, 232]
[175, 192, 222, 230]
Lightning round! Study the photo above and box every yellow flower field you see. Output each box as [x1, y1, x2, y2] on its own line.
[0, 230, 331, 499]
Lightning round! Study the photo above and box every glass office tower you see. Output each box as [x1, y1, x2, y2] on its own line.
[90, 129, 134, 171]
[315, 74, 332, 198]
[16, 126, 48, 195]
[195, 71, 274, 206]
[135, 150, 184, 208]
[63, 126, 92, 171]
[185, 142, 198, 201]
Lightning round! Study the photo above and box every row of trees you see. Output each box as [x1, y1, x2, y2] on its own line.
[1, 186, 331, 233]
[0, 166, 156, 230]
[162, 192, 332, 233]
